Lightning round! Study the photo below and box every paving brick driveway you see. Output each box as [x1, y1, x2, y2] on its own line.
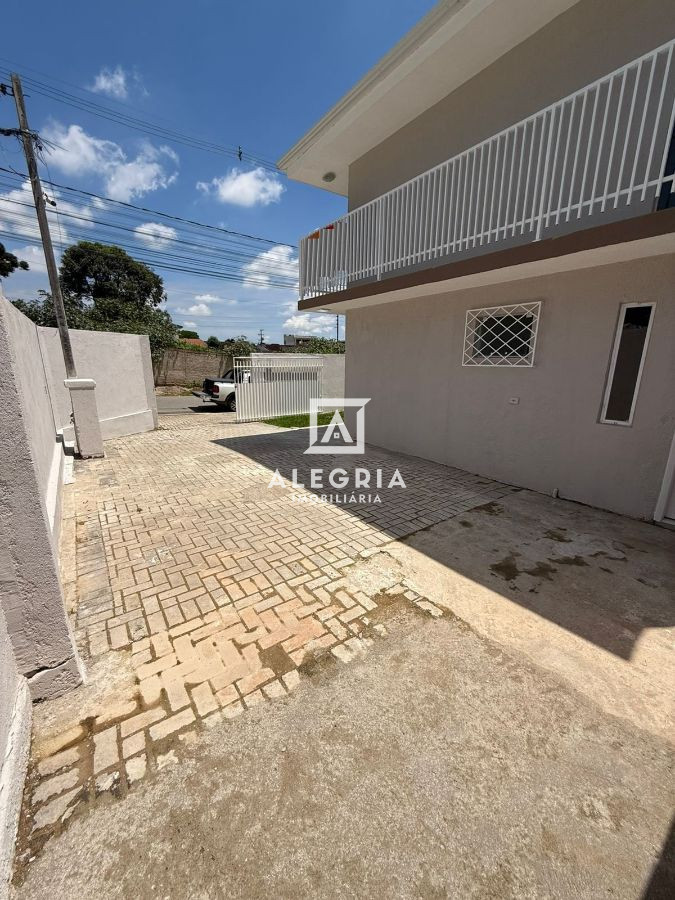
[18, 414, 513, 860]
[72, 414, 511, 658]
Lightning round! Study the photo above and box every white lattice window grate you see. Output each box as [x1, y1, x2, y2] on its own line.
[463, 301, 541, 367]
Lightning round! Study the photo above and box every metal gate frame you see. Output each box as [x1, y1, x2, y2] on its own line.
[233, 356, 323, 422]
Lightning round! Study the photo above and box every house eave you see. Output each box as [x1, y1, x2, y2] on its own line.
[298, 209, 675, 312]
[278, 0, 581, 196]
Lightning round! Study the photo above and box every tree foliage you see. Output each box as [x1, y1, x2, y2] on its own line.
[11, 291, 87, 327]
[288, 337, 345, 354]
[206, 335, 222, 349]
[11, 241, 179, 362]
[178, 340, 210, 352]
[179, 329, 200, 339]
[0, 242, 29, 278]
[222, 335, 257, 358]
[60, 242, 165, 310]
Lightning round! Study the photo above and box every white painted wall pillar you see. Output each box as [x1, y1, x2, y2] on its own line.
[64, 378, 104, 459]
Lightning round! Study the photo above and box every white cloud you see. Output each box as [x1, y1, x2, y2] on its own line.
[0, 181, 94, 245]
[43, 123, 179, 202]
[194, 293, 237, 306]
[242, 245, 298, 290]
[176, 303, 211, 317]
[283, 313, 337, 336]
[134, 222, 177, 249]
[197, 167, 284, 208]
[43, 124, 123, 175]
[181, 320, 197, 328]
[8, 244, 47, 273]
[90, 65, 129, 99]
[106, 144, 178, 203]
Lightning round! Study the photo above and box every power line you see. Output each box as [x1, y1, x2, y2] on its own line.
[0, 223, 297, 288]
[0, 193, 298, 291]
[0, 142, 297, 289]
[0, 165, 294, 248]
[0, 194, 294, 273]
[0, 192, 298, 285]
[0, 65, 278, 171]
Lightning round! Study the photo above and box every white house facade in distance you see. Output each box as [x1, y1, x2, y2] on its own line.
[279, 0, 675, 523]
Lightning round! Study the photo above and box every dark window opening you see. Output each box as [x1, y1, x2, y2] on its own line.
[603, 305, 653, 423]
[474, 314, 534, 357]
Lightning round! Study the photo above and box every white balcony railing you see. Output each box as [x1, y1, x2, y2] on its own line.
[300, 40, 675, 300]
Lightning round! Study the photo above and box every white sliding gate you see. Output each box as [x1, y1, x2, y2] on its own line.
[234, 356, 323, 422]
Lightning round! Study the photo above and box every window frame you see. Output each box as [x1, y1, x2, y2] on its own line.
[599, 301, 655, 427]
[462, 301, 541, 367]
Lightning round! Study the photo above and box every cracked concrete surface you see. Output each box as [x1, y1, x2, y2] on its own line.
[384, 491, 675, 742]
[11, 601, 675, 899]
[11, 413, 675, 898]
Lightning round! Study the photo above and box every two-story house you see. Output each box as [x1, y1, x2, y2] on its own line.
[279, 0, 675, 523]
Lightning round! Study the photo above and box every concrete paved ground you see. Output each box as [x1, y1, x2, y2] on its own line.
[383, 491, 675, 743]
[11, 416, 675, 897]
[155, 394, 228, 415]
[13, 603, 675, 899]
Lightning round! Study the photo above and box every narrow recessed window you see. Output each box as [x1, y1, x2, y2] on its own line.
[600, 303, 654, 425]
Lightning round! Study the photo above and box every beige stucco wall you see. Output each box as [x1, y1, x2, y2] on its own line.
[0, 298, 161, 708]
[0, 610, 22, 791]
[0, 605, 30, 893]
[0, 299, 60, 514]
[344, 254, 675, 520]
[0, 300, 162, 883]
[0, 297, 82, 703]
[349, 0, 675, 209]
[40, 327, 158, 441]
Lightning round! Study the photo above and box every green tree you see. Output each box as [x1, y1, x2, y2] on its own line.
[289, 337, 345, 354]
[11, 290, 87, 328]
[178, 339, 209, 352]
[11, 242, 179, 362]
[179, 329, 200, 339]
[10, 296, 48, 324]
[222, 335, 256, 358]
[206, 335, 222, 349]
[0, 243, 29, 278]
[60, 242, 164, 311]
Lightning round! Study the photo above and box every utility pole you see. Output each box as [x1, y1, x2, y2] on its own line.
[8, 73, 103, 457]
[11, 74, 76, 377]
[336, 315, 340, 346]
[258, 328, 265, 345]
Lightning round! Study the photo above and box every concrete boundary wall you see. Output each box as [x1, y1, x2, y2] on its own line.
[154, 347, 233, 386]
[0, 298, 84, 697]
[251, 353, 345, 399]
[0, 660, 30, 894]
[0, 295, 160, 888]
[39, 326, 158, 444]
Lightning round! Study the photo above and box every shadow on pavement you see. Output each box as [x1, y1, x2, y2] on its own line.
[211, 426, 675, 662]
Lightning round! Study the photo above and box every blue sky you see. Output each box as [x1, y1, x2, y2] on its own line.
[0, 0, 435, 342]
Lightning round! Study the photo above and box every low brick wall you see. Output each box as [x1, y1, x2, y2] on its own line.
[153, 348, 233, 386]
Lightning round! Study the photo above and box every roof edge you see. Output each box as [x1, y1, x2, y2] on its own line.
[277, 0, 481, 175]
